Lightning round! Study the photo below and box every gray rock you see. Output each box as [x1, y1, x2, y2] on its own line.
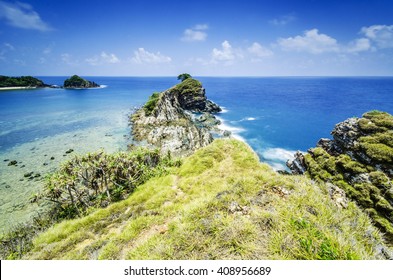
[326, 183, 349, 209]
[286, 151, 306, 175]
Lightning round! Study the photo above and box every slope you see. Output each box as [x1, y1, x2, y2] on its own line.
[25, 139, 388, 260]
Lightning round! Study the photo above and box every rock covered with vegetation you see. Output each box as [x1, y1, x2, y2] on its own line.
[175, 77, 221, 113]
[63, 75, 100, 88]
[21, 139, 390, 260]
[287, 111, 393, 243]
[131, 77, 222, 157]
[0, 75, 48, 88]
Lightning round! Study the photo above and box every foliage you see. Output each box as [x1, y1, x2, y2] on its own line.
[0, 214, 55, 259]
[143, 92, 161, 116]
[303, 111, 393, 240]
[177, 73, 192, 82]
[63, 75, 99, 88]
[0, 75, 46, 87]
[174, 78, 202, 95]
[25, 139, 386, 260]
[39, 148, 178, 220]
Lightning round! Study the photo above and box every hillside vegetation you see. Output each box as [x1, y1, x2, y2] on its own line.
[24, 139, 387, 260]
[0, 75, 46, 87]
[300, 111, 393, 241]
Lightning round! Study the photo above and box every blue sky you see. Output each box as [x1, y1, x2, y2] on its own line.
[0, 0, 393, 76]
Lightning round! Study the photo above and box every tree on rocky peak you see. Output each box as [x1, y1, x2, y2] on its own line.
[177, 73, 192, 82]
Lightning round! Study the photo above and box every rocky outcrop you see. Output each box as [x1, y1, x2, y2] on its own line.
[174, 78, 221, 113]
[63, 75, 100, 88]
[287, 111, 393, 243]
[130, 78, 222, 157]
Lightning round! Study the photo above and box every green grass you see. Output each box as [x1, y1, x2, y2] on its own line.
[24, 139, 387, 260]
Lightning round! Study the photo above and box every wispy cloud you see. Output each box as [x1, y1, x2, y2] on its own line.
[278, 29, 339, 54]
[346, 38, 372, 53]
[0, 1, 53, 31]
[61, 53, 78, 65]
[4, 42, 14, 50]
[361, 25, 393, 49]
[247, 42, 273, 58]
[181, 24, 208, 42]
[269, 14, 296, 26]
[0, 42, 14, 60]
[86, 51, 120, 65]
[131, 48, 172, 64]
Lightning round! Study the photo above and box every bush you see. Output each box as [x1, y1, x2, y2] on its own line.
[39, 148, 178, 220]
[143, 92, 161, 116]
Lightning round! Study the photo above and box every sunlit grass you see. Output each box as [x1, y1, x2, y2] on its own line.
[25, 139, 387, 260]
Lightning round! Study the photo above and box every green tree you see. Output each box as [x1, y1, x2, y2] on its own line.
[177, 73, 192, 82]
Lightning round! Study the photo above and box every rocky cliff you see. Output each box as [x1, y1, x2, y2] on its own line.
[130, 78, 223, 156]
[287, 111, 393, 242]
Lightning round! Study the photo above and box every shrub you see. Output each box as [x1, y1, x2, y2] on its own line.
[39, 148, 177, 220]
[143, 92, 161, 116]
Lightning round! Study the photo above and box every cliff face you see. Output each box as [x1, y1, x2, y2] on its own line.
[287, 111, 393, 242]
[130, 78, 222, 156]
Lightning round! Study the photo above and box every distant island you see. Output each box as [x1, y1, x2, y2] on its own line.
[0, 75, 100, 90]
[0, 75, 48, 89]
[63, 75, 100, 89]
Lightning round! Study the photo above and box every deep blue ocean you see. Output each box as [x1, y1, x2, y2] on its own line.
[1, 76, 393, 229]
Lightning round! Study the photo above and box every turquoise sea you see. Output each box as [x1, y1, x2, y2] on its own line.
[1, 76, 393, 230]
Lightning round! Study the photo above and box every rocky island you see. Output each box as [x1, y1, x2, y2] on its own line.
[63, 75, 100, 89]
[131, 75, 224, 156]
[287, 111, 393, 242]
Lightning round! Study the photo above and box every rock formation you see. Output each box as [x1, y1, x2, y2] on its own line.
[287, 111, 393, 242]
[63, 75, 100, 88]
[130, 78, 223, 156]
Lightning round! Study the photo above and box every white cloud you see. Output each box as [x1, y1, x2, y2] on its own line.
[86, 52, 120, 65]
[346, 38, 371, 53]
[212, 40, 236, 62]
[181, 24, 208, 42]
[248, 42, 273, 58]
[361, 25, 393, 48]
[0, 1, 52, 31]
[101, 52, 119, 63]
[131, 48, 172, 64]
[269, 14, 296, 26]
[278, 29, 339, 54]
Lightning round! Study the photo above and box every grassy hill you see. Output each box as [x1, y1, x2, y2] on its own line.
[24, 139, 387, 260]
